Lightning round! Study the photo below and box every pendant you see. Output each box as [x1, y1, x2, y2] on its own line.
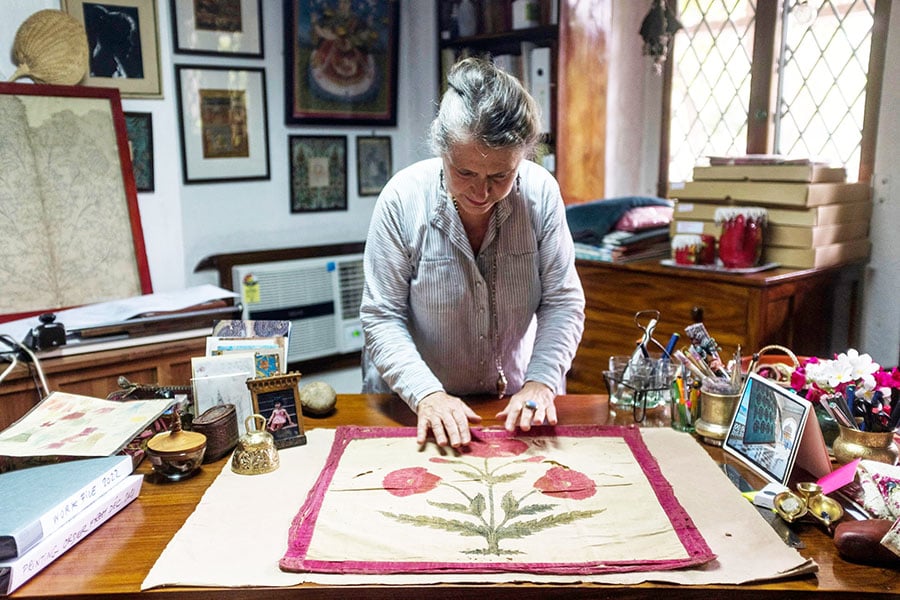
[496, 369, 508, 399]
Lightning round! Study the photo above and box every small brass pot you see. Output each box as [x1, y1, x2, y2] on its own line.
[694, 390, 740, 446]
[832, 425, 899, 466]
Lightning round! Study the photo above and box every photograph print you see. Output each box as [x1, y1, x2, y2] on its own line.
[65, 0, 163, 98]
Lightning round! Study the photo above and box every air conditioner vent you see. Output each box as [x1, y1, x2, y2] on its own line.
[338, 259, 365, 320]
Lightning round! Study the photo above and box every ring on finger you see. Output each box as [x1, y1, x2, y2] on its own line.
[524, 400, 538, 411]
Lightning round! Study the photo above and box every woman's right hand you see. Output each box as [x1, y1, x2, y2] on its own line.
[416, 391, 482, 447]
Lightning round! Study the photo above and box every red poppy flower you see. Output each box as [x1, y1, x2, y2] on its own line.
[533, 466, 596, 500]
[382, 467, 441, 497]
[462, 438, 529, 458]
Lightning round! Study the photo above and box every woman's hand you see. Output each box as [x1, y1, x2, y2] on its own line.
[416, 391, 483, 447]
[496, 381, 557, 432]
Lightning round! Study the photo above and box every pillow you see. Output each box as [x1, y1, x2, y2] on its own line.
[614, 205, 674, 232]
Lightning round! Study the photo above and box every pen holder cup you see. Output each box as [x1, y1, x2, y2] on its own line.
[694, 390, 741, 446]
[832, 425, 899, 466]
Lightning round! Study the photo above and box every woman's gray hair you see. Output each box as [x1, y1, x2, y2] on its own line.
[429, 57, 542, 157]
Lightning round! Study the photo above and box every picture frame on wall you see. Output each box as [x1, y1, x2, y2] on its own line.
[124, 111, 155, 192]
[64, 0, 163, 98]
[170, 0, 264, 57]
[175, 65, 271, 184]
[0, 83, 152, 321]
[289, 135, 347, 213]
[283, 0, 399, 125]
[356, 136, 392, 196]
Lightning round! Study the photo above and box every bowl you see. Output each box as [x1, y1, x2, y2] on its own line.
[146, 428, 207, 481]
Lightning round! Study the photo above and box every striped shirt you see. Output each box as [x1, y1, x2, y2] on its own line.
[360, 157, 585, 410]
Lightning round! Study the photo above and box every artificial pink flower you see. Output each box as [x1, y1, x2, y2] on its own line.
[533, 466, 597, 500]
[382, 467, 441, 497]
[462, 438, 529, 458]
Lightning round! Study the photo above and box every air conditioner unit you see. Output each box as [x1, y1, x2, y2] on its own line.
[231, 254, 365, 364]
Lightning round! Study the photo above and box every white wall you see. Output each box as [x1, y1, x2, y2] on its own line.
[2, 1, 897, 371]
[0, 1, 436, 295]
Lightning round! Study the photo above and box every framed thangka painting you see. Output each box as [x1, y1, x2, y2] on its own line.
[124, 111, 154, 192]
[284, 0, 399, 125]
[289, 135, 347, 213]
[175, 65, 271, 183]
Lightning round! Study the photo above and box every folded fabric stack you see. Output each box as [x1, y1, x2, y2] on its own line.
[567, 196, 673, 263]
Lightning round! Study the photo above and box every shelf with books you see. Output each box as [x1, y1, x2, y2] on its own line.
[435, 1, 608, 205]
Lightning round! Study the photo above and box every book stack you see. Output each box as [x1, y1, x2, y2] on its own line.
[669, 156, 872, 269]
[0, 455, 141, 595]
[574, 227, 671, 263]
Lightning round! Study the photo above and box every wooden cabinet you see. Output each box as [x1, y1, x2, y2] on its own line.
[566, 259, 864, 393]
[435, 0, 607, 204]
[0, 336, 206, 431]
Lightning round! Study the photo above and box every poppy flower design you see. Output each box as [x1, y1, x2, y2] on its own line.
[382, 467, 441, 497]
[462, 438, 529, 458]
[534, 466, 597, 500]
[381, 437, 604, 556]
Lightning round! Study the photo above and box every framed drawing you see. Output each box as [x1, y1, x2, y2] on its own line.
[356, 136, 392, 196]
[283, 0, 399, 125]
[247, 373, 307, 449]
[289, 135, 347, 212]
[124, 111, 155, 192]
[175, 65, 271, 184]
[0, 83, 151, 322]
[64, 0, 163, 98]
[170, 0, 264, 57]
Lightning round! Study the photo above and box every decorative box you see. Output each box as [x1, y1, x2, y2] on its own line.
[192, 404, 239, 462]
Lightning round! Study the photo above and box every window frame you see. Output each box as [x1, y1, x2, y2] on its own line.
[657, 0, 890, 196]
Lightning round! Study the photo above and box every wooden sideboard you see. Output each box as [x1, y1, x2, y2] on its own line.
[0, 336, 207, 431]
[567, 259, 864, 394]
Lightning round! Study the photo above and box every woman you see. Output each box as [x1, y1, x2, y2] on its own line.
[360, 57, 585, 448]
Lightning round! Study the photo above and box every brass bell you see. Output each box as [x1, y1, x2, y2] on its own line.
[231, 414, 280, 475]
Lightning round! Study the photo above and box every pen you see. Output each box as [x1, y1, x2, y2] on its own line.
[664, 333, 680, 358]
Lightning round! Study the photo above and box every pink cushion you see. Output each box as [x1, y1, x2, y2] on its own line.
[615, 205, 674, 231]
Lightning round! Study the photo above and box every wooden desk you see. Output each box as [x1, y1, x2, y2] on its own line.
[568, 259, 863, 393]
[10, 395, 898, 598]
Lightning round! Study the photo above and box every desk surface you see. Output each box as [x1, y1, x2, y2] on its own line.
[11, 394, 899, 598]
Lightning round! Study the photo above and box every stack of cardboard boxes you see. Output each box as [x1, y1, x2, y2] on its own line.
[668, 159, 872, 269]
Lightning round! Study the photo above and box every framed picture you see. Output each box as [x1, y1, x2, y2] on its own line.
[170, 0, 264, 57]
[175, 65, 271, 184]
[0, 83, 151, 322]
[283, 0, 399, 125]
[124, 112, 155, 192]
[289, 135, 347, 212]
[356, 136, 392, 196]
[247, 373, 307, 449]
[724, 373, 832, 486]
[64, 0, 163, 98]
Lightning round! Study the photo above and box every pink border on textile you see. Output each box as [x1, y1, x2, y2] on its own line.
[280, 425, 715, 575]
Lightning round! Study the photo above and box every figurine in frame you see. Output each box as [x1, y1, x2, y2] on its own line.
[246, 373, 306, 449]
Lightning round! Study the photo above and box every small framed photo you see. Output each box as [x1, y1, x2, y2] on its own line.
[170, 0, 264, 57]
[124, 112, 154, 192]
[356, 136, 392, 196]
[724, 373, 832, 486]
[64, 0, 163, 98]
[175, 65, 270, 184]
[289, 135, 347, 212]
[247, 373, 306, 449]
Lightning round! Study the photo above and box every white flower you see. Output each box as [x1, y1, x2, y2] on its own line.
[805, 349, 878, 394]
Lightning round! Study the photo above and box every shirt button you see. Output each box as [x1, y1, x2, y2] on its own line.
[479, 335, 485, 340]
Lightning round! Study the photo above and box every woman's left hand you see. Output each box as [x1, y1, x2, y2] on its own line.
[496, 381, 557, 432]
